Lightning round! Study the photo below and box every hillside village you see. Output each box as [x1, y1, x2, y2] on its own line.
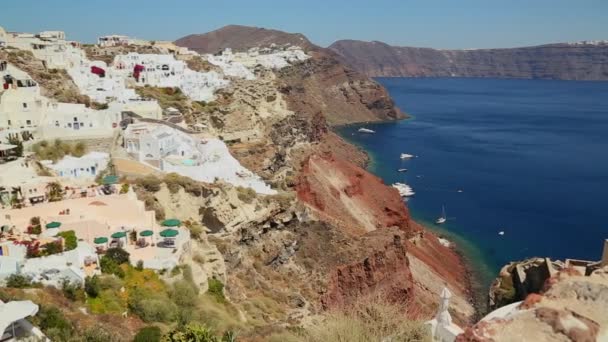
[0, 24, 607, 342]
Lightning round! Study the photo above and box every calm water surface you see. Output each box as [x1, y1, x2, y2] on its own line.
[337, 78, 608, 284]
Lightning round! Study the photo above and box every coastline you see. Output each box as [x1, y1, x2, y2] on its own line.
[334, 124, 493, 319]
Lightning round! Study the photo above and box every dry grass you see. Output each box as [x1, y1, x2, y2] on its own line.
[273, 295, 430, 342]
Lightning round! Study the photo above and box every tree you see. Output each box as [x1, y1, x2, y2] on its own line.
[104, 247, 130, 265]
[84, 275, 101, 298]
[100, 257, 125, 278]
[58, 230, 77, 251]
[46, 181, 64, 202]
[135, 326, 162, 342]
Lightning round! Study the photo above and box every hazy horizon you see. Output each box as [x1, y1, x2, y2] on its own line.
[1, 0, 607, 49]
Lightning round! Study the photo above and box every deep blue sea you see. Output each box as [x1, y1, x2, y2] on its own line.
[337, 77, 608, 286]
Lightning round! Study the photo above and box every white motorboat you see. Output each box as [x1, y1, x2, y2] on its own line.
[498, 231, 505, 236]
[435, 206, 447, 224]
[392, 182, 415, 197]
[400, 153, 414, 159]
[358, 128, 375, 134]
[397, 168, 408, 172]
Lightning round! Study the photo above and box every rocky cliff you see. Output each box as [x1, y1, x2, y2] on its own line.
[459, 266, 608, 341]
[171, 25, 473, 332]
[330, 40, 608, 80]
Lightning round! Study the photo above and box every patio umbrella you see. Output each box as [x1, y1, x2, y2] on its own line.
[161, 219, 181, 227]
[159, 229, 179, 238]
[45, 222, 61, 229]
[102, 175, 119, 185]
[111, 231, 127, 239]
[94, 237, 108, 244]
[139, 230, 153, 237]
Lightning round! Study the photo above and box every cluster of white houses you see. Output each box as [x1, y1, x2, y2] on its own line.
[124, 122, 276, 194]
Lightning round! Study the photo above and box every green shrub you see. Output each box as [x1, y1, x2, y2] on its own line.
[31, 139, 88, 162]
[81, 325, 122, 342]
[171, 280, 199, 308]
[100, 257, 125, 278]
[85, 275, 101, 298]
[42, 240, 63, 255]
[120, 183, 130, 194]
[136, 175, 162, 192]
[236, 186, 256, 204]
[58, 230, 77, 251]
[130, 297, 177, 323]
[5, 274, 33, 288]
[162, 323, 229, 342]
[207, 278, 225, 303]
[34, 306, 73, 338]
[105, 247, 130, 265]
[134, 326, 162, 342]
[61, 279, 85, 301]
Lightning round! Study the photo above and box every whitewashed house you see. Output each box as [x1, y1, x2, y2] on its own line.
[113, 53, 229, 102]
[50, 152, 109, 179]
[123, 122, 275, 194]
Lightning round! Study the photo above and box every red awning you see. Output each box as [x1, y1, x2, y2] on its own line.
[91, 66, 106, 77]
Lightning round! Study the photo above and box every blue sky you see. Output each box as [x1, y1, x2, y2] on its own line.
[1, 0, 606, 48]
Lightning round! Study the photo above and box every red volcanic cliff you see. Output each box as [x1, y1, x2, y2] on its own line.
[297, 153, 417, 237]
[321, 232, 414, 309]
[297, 152, 474, 321]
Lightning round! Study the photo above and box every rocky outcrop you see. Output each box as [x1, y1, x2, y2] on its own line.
[330, 40, 608, 80]
[458, 267, 608, 341]
[277, 50, 406, 125]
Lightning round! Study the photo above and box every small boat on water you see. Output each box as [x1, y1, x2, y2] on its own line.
[498, 231, 505, 236]
[435, 205, 447, 224]
[397, 168, 408, 172]
[358, 128, 375, 134]
[400, 153, 415, 159]
[392, 182, 415, 197]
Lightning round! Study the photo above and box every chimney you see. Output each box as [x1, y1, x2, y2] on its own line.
[602, 239, 608, 267]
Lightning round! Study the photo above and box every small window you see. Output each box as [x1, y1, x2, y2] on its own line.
[7, 120, 11, 125]
[26, 120, 31, 125]
[22, 103, 27, 109]
[73, 117, 78, 121]
[68, 123, 72, 128]
[55, 121, 59, 127]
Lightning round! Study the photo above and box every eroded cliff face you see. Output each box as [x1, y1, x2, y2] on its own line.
[330, 40, 608, 80]
[296, 152, 475, 323]
[297, 153, 415, 236]
[320, 232, 414, 310]
[277, 50, 406, 125]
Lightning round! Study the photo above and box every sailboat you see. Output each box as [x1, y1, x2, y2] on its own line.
[435, 206, 447, 224]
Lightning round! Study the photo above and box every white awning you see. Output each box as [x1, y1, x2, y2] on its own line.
[0, 300, 39, 335]
[0, 144, 17, 152]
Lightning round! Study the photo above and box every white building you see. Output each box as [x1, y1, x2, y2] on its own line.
[114, 53, 229, 102]
[20, 242, 100, 287]
[0, 300, 45, 341]
[97, 35, 148, 47]
[123, 122, 276, 194]
[425, 287, 464, 342]
[49, 152, 109, 179]
[98, 35, 130, 47]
